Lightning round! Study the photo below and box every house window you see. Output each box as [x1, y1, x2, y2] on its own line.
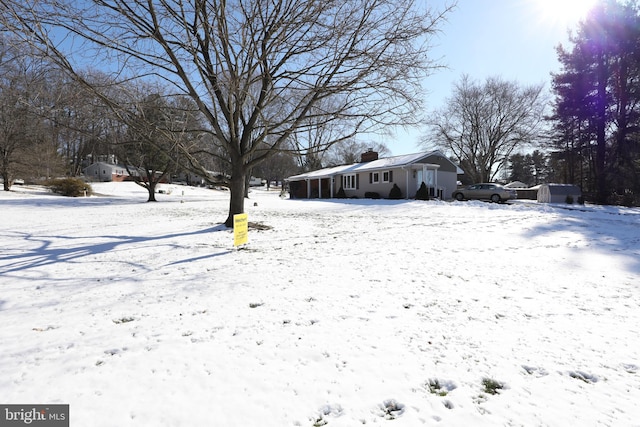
[382, 170, 393, 183]
[370, 172, 380, 184]
[343, 174, 357, 190]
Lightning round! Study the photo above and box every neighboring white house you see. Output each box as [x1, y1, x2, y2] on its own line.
[537, 184, 582, 203]
[172, 170, 227, 186]
[286, 150, 463, 200]
[83, 162, 132, 182]
[505, 181, 529, 189]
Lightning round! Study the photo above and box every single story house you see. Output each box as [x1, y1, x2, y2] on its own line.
[172, 170, 227, 186]
[286, 150, 463, 200]
[83, 162, 132, 182]
[537, 184, 582, 204]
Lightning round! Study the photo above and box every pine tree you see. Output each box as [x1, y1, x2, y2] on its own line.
[415, 182, 430, 200]
[551, 0, 640, 205]
[388, 183, 402, 199]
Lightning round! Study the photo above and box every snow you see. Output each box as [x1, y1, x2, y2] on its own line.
[1, 182, 639, 426]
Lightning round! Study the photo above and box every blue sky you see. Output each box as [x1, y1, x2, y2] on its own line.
[380, 0, 594, 155]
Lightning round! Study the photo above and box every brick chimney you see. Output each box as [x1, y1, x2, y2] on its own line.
[360, 148, 378, 162]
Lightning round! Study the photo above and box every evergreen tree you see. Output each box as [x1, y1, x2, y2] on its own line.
[415, 182, 430, 200]
[551, 0, 640, 205]
[508, 153, 534, 185]
[388, 183, 402, 200]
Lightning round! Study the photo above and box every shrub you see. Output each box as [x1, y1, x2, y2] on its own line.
[47, 178, 93, 197]
[335, 186, 347, 199]
[565, 195, 574, 204]
[613, 190, 636, 207]
[388, 183, 402, 199]
[364, 191, 380, 199]
[415, 181, 430, 200]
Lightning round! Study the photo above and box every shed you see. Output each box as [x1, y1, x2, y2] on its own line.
[537, 184, 582, 204]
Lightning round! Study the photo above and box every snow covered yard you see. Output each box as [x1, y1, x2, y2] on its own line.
[1, 183, 639, 426]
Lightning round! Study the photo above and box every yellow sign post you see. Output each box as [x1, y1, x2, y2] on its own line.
[233, 213, 249, 247]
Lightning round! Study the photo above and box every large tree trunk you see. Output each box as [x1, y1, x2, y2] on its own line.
[147, 182, 157, 202]
[224, 163, 247, 228]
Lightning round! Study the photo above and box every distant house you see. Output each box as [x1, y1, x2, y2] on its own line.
[505, 181, 529, 189]
[83, 162, 133, 182]
[172, 170, 228, 186]
[286, 150, 463, 200]
[505, 181, 538, 200]
[537, 184, 582, 204]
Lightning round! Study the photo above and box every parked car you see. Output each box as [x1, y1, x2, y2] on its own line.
[452, 183, 516, 203]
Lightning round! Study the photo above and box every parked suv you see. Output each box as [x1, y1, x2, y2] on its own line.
[452, 183, 516, 203]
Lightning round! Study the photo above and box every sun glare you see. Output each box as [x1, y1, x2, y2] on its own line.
[531, 0, 599, 29]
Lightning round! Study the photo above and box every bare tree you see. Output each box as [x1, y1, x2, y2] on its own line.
[290, 98, 363, 171]
[2, 0, 454, 225]
[0, 38, 48, 190]
[50, 74, 122, 177]
[325, 140, 391, 166]
[118, 92, 174, 201]
[252, 146, 298, 190]
[426, 75, 547, 184]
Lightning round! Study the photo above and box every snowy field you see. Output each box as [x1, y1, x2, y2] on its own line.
[1, 182, 639, 426]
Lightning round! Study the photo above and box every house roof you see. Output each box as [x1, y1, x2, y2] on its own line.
[539, 184, 582, 195]
[286, 164, 356, 181]
[286, 150, 463, 181]
[505, 181, 529, 189]
[84, 162, 127, 172]
[84, 162, 143, 176]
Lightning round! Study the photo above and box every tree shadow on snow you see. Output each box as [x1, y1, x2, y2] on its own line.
[521, 205, 640, 274]
[0, 224, 230, 279]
